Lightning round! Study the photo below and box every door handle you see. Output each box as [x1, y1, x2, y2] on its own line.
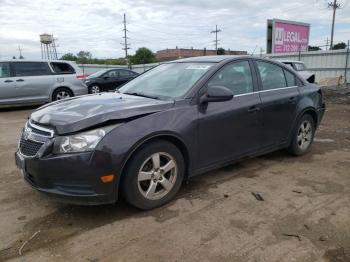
[16, 79, 25, 82]
[288, 97, 296, 104]
[4, 80, 13, 83]
[247, 106, 260, 113]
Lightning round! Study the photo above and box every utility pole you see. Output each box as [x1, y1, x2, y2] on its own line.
[328, 0, 341, 49]
[121, 13, 130, 64]
[17, 45, 24, 59]
[325, 37, 330, 50]
[211, 25, 221, 54]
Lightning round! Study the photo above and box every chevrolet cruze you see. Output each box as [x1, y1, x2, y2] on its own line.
[15, 56, 325, 210]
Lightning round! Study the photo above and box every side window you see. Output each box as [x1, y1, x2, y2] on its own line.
[13, 62, 51, 77]
[208, 61, 254, 95]
[50, 62, 75, 74]
[294, 63, 306, 71]
[284, 69, 296, 87]
[0, 62, 10, 78]
[119, 70, 130, 77]
[107, 70, 118, 77]
[256, 61, 286, 90]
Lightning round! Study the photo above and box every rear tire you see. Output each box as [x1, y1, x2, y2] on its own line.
[122, 140, 185, 210]
[288, 114, 315, 155]
[52, 88, 73, 101]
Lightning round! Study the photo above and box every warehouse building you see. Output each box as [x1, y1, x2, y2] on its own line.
[156, 47, 247, 61]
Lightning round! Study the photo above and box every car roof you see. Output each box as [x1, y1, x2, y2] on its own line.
[0, 59, 76, 63]
[172, 55, 249, 63]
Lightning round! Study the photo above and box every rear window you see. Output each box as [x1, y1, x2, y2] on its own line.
[50, 62, 75, 74]
[13, 62, 51, 77]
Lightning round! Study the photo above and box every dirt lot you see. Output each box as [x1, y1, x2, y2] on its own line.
[0, 87, 350, 262]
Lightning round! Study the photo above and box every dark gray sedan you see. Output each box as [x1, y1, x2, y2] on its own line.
[15, 56, 325, 209]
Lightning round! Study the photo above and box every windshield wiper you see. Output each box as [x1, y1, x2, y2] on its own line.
[123, 92, 160, 100]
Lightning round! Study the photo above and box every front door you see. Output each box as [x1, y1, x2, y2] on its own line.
[197, 60, 262, 169]
[0, 62, 17, 104]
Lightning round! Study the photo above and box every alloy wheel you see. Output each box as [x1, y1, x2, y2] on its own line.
[297, 120, 313, 151]
[56, 91, 71, 100]
[137, 152, 177, 200]
[90, 85, 100, 94]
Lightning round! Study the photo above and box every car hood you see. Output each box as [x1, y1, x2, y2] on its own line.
[30, 93, 174, 134]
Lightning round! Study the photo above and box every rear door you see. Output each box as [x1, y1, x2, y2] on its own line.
[13, 62, 54, 102]
[117, 70, 133, 87]
[254, 60, 300, 147]
[197, 60, 263, 168]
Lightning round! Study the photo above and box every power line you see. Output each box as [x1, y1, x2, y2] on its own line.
[328, 0, 342, 49]
[210, 25, 221, 54]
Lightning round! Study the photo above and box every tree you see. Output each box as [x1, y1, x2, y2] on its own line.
[217, 47, 225, 55]
[332, 42, 347, 50]
[60, 53, 78, 61]
[130, 47, 156, 64]
[308, 46, 321, 51]
[76, 51, 92, 63]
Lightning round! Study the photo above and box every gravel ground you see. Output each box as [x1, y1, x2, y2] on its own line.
[0, 87, 349, 262]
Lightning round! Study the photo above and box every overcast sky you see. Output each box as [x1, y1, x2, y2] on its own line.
[0, 0, 350, 59]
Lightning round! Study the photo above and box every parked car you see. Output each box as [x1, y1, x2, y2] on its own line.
[15, 56, 325, 209]
[0, 60, 88, 106]
[279, 60, 315, 83]
[84, 69, 138, 93]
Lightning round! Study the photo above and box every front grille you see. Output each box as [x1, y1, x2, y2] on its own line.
[18, 120, 54, 157]
[19, 137, 44, 157]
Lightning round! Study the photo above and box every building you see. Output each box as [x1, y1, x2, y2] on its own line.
[156, 47, 247, 61]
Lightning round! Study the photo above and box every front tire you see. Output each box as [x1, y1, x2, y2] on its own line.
[288, 114, 315, 155]
[122, 140, 185, 210]
[89, 85, 100, 94]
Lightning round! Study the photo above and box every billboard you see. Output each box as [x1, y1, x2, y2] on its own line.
[266, 19, 310, 54]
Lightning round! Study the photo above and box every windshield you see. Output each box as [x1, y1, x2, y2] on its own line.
[119, 63, 213, 99]
[87, 70, 108, 79]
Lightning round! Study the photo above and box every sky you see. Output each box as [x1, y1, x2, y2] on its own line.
[0, 0, 350, 59]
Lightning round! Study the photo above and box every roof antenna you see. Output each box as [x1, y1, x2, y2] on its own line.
[250, 45, 258, 56]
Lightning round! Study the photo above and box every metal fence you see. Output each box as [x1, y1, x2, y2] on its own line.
[77, 63, 160, 75]
[78, 48, 350, 84]
[262, 48, 350, 84]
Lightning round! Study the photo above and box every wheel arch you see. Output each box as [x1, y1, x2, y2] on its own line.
[51, 86, 74, 101]
[288, 106, 318, 143]
[118, 133, 191, 191]
[298, 107, 318, 126]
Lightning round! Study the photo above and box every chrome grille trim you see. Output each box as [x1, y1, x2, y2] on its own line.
[19, 120, 54, 157]
[28, 119, 54, 138]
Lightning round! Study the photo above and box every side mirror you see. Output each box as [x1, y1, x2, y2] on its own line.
[200, 85, 233, 104]
[104, 76, 110, 80]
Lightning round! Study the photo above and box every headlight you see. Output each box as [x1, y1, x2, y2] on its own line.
[53, 125, 119, 154]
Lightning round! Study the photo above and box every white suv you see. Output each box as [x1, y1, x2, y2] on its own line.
[0, 60, 88, 106]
